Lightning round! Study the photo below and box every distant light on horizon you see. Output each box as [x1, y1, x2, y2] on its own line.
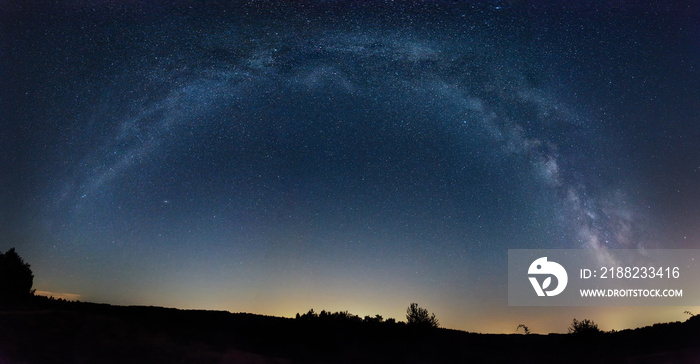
[34, 291, 83, 302]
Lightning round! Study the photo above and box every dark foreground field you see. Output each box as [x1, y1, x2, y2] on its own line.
[1, 300, 699, 363]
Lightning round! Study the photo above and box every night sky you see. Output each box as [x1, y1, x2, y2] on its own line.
[2, 1, 699, 333]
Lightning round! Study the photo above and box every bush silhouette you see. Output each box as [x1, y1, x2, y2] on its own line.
[568, 318, 600, 335]
[406, 303, 439, 328]
[516, 324, 531, 335]
[0, 248, 34, 304]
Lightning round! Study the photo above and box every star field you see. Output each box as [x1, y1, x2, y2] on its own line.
[2, 1, 699, 332]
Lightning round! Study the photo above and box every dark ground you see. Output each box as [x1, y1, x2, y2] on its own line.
[1, 299, 699, 364]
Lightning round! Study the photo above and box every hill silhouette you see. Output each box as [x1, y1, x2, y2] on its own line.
[1, 297, 700, 363]
[1, 249, 699, 363]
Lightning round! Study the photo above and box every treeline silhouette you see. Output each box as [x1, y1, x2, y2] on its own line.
[295, 302, 440, 329]
[296, 308, 396, 324]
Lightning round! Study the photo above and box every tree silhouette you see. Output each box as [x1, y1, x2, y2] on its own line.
[568, 318, 600, 335]
[406, 303, 439, 328]
[0, 248, 34, 304]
